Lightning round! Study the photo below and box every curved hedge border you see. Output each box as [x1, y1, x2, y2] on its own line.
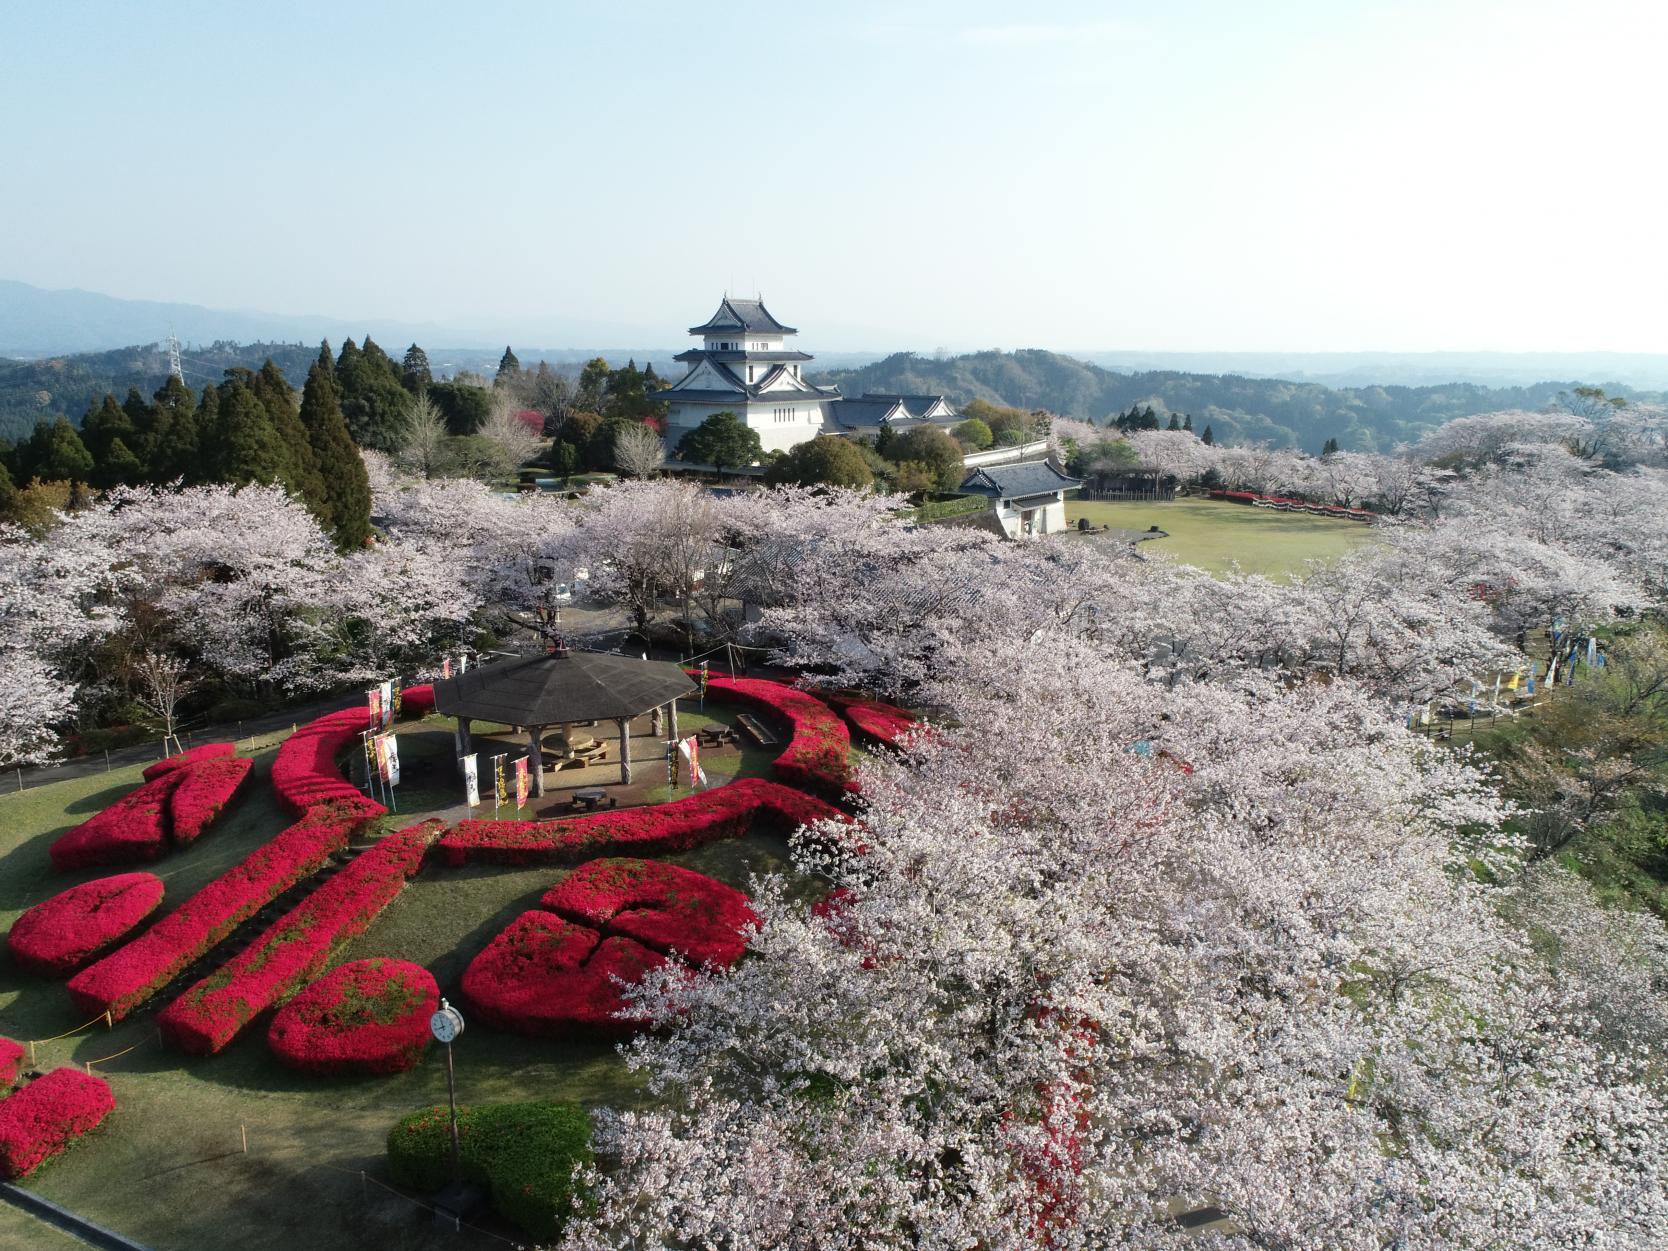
[7, 873, 165, 979]
[541, 858, 757, 968]
[160, 820, 444, 1055]
[826, 693, 919, 749]
[167, 756, 253, 847]
[269, 958, 438, 1076]
[67, 796, 382, 1023]
[699, 675, 854, 797]
[388, 1101, 593, 1242]
[143, 741, 235, 782]
[437, 775, 845, 867]
[270, 685, 432, 816]
[461, 910, 669, 1038]
[50, 750, 250, 870]
[0, 1038, 21, 1088]
[0, 1068, 115, 1180]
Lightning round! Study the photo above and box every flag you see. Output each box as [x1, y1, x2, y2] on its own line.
[494, 754, 507, 807]
[514, 756, 529, 809]
[1526, 664, 1536, 696]
[1587, 637, 1598, 666]
[1547, 656, 1558, 686]
[678, 735, 707, 787]
[1420, 702, 1432, 725]
[441, 656, 453, 680]
[367, 687, 382, 730]
[459, 652, 469, 674]
[380, 734, 401, 785]
[1492, 674, 1501, 704]
[391, 685, 403, 722]
[379, 680, 394, 729]
[1507, 669, 1521, 692]
[362, 732, 377, 788]
[462, 754, 480, 807]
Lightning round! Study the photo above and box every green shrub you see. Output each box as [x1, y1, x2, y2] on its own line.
[387, 1101, 593, 1240]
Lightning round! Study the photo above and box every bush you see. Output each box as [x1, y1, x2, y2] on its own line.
[51, 750, 251, 869]
[142, 741, 235, 781]
[541, 858, 757, 968]
[269, 958, 438, 1076]
[167, 755, 253, 846]
[160, 821, 443, 1055]
[387, 1101, 593, 1242]
[763, 436, 874, 489]
[826, 693, 920, 750]
[7, 873, 165, 978]
[0, 1038, 22, 1088]
[270, 685, 431, 816]
[700, 675, 854, 797]
[884, 426, 964, 491]
[0, 1069, 115, 1180]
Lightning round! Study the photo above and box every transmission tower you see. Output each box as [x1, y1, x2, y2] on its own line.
[166, 329, 184, 381]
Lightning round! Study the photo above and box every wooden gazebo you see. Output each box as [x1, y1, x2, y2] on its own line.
[431, 646, 697, 797]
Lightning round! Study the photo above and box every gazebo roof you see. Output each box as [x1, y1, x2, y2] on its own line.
[431, 649, 697, 726]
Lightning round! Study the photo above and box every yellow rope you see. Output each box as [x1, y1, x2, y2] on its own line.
[82, 1032, 158, 1072]
[28, 1012, 111, 1046]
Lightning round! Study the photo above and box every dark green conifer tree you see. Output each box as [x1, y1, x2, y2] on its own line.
[401, 343, 432, 393]
[1183, 414, 1194, 433]
[250, 359, 328, 513]
[21, 417, 95, 483]
[1201, 425, 1215, 446]
[496, 346, 521, 384]
[214, 380, 291, 487]
[299, 350, 372, 549]
[1167, 414, 1181, 431]
[338, 337, 412, 452]
[145, 376, 196, 482]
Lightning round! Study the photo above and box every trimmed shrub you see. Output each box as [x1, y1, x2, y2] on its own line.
[142, 741, 235, 782]
[0, 1068, 115, 1180]
[826, 693, 919, 749]
[541, 858, 757, 968]
[7, 873, 165, 978]
[269, 685, 431, 816]
[699, 675, 853, 796]
[0, 1038, 21, 1088]
[387, 1101, 592, 1242]
[160, 820, 443, 1055]
[67, 797, 380, 1022]
[437, 775, 845, 867]
[166, 755, 253, 846]
[48, 772, 179, 870]
[269, 959, 438, 1076]
[460, 910, 668, 1038]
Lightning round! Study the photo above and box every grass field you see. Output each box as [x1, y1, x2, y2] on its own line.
[1065, 496, 1379, 579]
[0, 704, 813, 1251]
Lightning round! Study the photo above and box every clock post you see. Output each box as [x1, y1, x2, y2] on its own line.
[429, 998, 466, 1181]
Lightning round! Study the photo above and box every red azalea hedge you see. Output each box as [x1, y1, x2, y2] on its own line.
[166, 755, 254, 846]
[269, 685, 431, 816]
[49, 772, 179, 870]
[7, 873, 166, 978]
[699, 675, 853, 796]
[67, 797, 381, 1023]
[0, 1038, 21, 1088]
[268, 958, 438, 1076]
[826, 694, 919, 749]
[142, 741, 235, 782]
[541, 858, 757, 968]
[0, 1068, 115, 1180]
[437, 776, 846, 867]
[461, 910, 668, 1038]
[159, 819, 444, 1055]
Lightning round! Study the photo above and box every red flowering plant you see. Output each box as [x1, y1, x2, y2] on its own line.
[0, 1068, 115, 1180]
[142, 741, 235, 782]
[824, 693, 920, 750]
[460, 910, 672, 1038]
[48, 772, 178, 870]
[698, 675, 854, 797]
[160, 820, 443, 1055]
[269, 685, 431, 816]
[540, 858, 757, 969]
[7, 873, 165, 978]
[67, 796, 381, 1022]
[268, 958, 439, 1076]
[0, 1038, 22, 1088]
[438, 776, 846, 867]
[166, 755, 253, 846]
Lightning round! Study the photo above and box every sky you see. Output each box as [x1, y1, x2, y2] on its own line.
[3, 0, 1664, 352]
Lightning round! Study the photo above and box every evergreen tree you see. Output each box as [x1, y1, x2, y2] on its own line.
[21, 417, 94, 483]
[677, 411, 763, 476]
[1201, 425, 1215, 446]
[79, 394, 135, 475]
[1167, 414, 1182, 431]
[299, 349, 372, 549]
[214, 380, 290, 486]
[496, 346, 521, 385]
[1321, 436, 1340, 456]
[337, 336, 412, 452]
[147, 376, 199, 483]
[1183, 414, 1194, 433]
[0, 457, 14, 515]
[121, 385, 150, 428]
[250, 359, 328, 513]
[402, 343, 432, 393]
[98, 436, 144, 487]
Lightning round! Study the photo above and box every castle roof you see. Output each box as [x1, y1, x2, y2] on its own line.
[689, 297, 797, 336]
[959, 460, 1081, 500]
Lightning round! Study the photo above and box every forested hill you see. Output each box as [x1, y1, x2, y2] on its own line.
[813, 349, 1664, 452]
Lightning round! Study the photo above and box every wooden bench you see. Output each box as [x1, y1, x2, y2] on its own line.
[734, 713, 779, 747]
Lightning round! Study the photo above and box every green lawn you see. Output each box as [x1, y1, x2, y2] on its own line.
[0, 706, 815, 1251]
[1066, 496, 1379, 579]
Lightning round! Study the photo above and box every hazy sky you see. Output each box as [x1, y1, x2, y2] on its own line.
[4, 0, 1663, 351]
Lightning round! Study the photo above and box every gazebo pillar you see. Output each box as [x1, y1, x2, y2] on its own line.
[650, 706, 662, 736]
[454, 716, 473, 774]
[528, 725, 546, 797]
[617, 717, 632, 785]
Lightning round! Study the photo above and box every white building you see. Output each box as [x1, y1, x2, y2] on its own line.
[659, 296, 962, 461]
[957, 461, 1082, 539]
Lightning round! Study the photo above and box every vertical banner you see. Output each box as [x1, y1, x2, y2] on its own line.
[380, 680, 394, 729]
[453, 719, 469, 761]
[367, 687, 382, 731]
[514, 756, 529, 810]
[678, 736, 707, 788]
[1526, 662, 1536, 696]
[380, 734, 401, 786]
[667, 741, 678, 788]
[462, 753, 480, 807]
[1587, 637, 1598, 667]
[1492, 674, 1501, 705]
[699, 661, 709, 710]
[493, 753, 507, 811]
[391, 684, 403, 723]
[458, 652, 469, 674]
[361, 732, 377, 795]
[441, 656, 453, 680]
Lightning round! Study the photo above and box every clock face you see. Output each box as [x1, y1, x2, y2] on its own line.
[430, 1008, 459, 1042]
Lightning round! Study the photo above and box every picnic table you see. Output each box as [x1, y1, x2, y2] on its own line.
[571, 787, 616, 812]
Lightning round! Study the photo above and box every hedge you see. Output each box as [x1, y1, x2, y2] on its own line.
[270, 685, 432, 816]
[826, 693, 919, 749]
[0, 1068, 115, 1180]
[461, 910, 668, 1038]
[48, 772, 179, 870]
[268, 958, 438, 1076]
[387, 1101, 592, 1242]
[67, 797, 381, 1022]
[541, 858, 756, 968]
[166, 755, 253, 846]
[438, 775, 846, 867]
[0, 1038, 21, 1088]
[142, 741, 235, 782]
[7, 873, 165, 978]
[159, 820, 444, 1055]
[699, 675, 854, 797]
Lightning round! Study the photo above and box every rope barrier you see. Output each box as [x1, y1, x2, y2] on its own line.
[82, 1032, 159, 1073]
[26, 1012, 112, 1064]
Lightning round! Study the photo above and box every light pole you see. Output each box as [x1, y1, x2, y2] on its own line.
[429, 998, 466, 1181]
